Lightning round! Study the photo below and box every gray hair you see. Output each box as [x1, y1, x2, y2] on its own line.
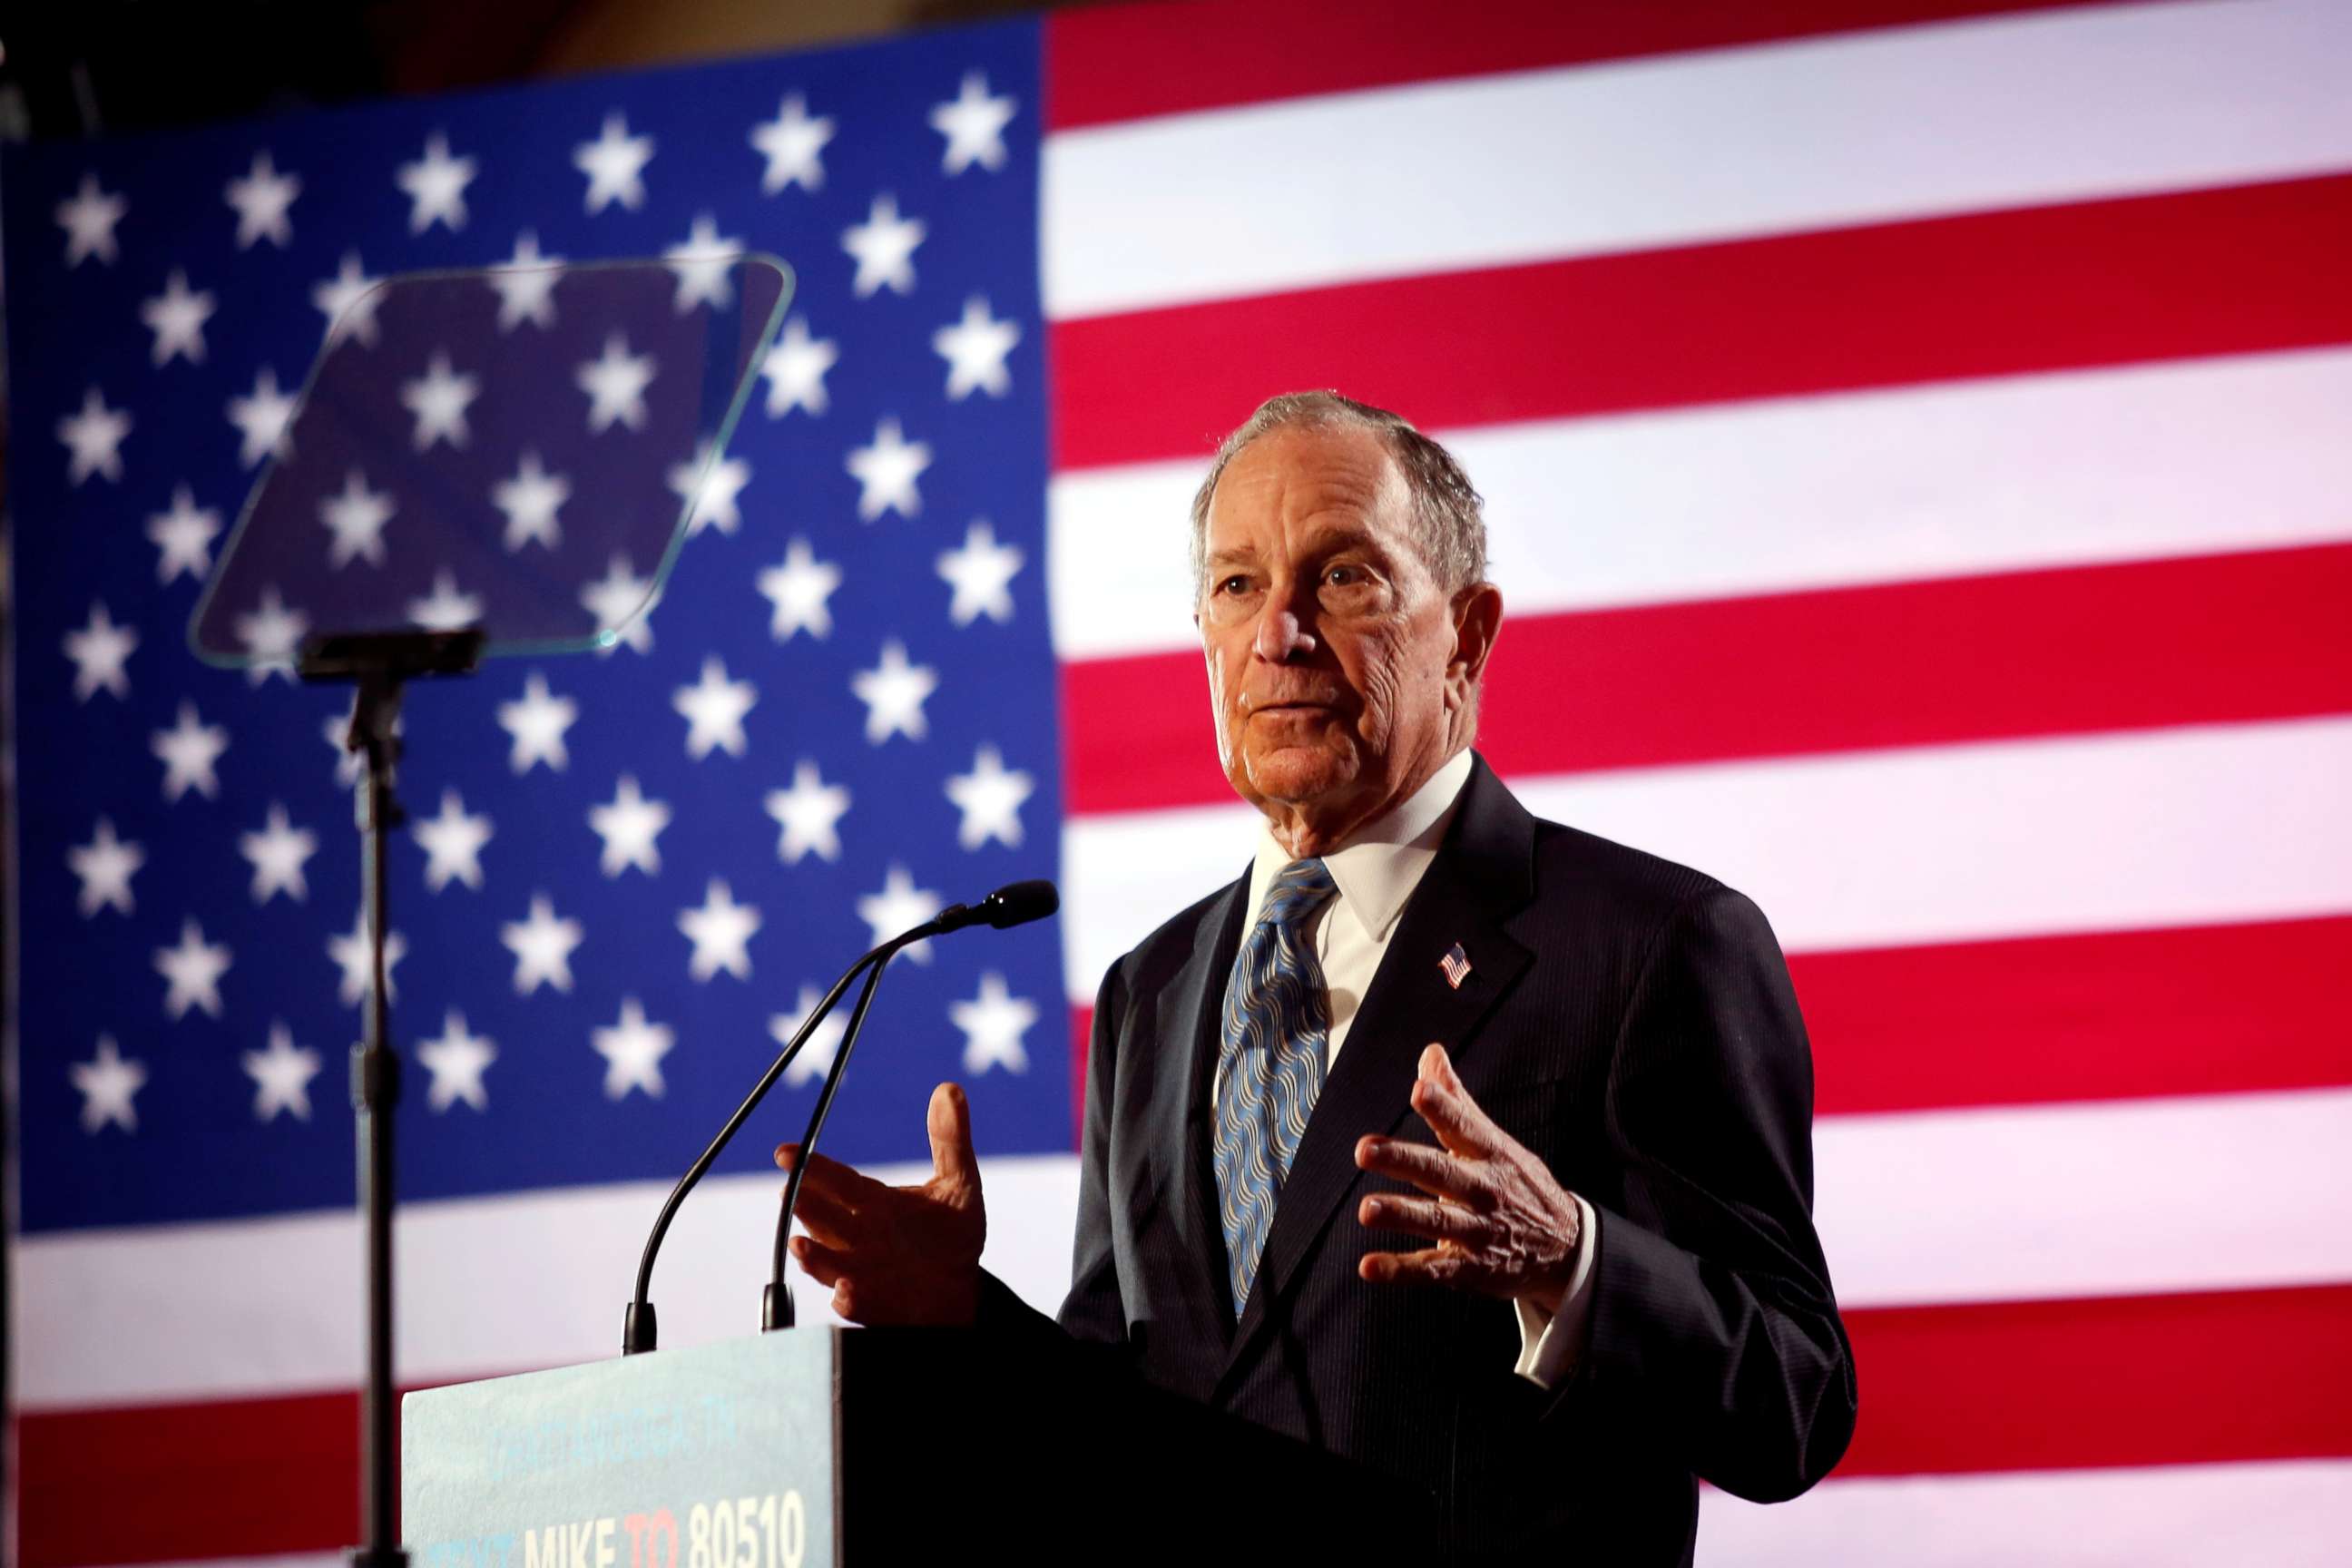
[1187, 390, 1487, 601]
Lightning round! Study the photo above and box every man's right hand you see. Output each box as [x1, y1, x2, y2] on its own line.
[775, 1081, 986, 1326]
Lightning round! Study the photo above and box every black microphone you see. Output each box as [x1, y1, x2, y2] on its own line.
[761, 877, 1058, 1331]
[937, 877, 1058, 933]
[622, 879, 1058, 1355]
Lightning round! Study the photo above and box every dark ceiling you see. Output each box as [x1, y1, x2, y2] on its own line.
[0, 0, 1062, 142]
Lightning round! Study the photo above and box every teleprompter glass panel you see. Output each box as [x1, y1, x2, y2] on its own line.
[191, 255, 790, 667]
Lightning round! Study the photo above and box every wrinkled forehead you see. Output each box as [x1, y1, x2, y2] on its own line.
[1203, 423, 1409, 554]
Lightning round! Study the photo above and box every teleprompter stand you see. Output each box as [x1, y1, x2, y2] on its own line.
[187, 255, 792, 1568]
[301, 629, 485, 1568]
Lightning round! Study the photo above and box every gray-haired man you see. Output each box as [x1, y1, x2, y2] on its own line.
[779, 391, 1857, 1561]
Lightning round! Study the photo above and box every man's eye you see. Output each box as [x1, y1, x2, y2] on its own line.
[1219, 574, 1250, 595]
[1327, 564, 1366, 587]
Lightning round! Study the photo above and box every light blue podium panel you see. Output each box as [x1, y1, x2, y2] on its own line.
[404, 1329, 837, 1568]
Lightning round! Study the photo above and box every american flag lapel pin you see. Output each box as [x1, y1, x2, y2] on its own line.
[1438, 942, 1472, 989]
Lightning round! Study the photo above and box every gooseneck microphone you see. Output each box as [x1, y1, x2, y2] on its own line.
[763, 879, 1058, 1329]
[945, 877, 1059, 934]
[622, 879, 1058, 1355]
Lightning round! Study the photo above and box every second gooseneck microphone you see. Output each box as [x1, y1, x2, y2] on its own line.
[763, 879, 1058, 1329]
[621, 879, 1058, 1355]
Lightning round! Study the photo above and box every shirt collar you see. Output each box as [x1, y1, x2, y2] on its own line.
[1247, 748, 1476, 942]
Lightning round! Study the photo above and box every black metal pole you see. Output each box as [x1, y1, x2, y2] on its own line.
[304, 632, 480, 1568]
[351, 669, 407, 1568]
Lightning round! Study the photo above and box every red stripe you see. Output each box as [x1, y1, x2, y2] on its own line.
[18, 1386, 363, 1565]
[21, 1282, 2347, 1563]
[1061, 543, 2352, 816]
[1838, 1283, 2352, 1475]
[1798, 916, 2352, 1116]
[1069, 915, 2352, 1128]
[1045, 0, 2128, 131]
[1049, 173, 2352, 471]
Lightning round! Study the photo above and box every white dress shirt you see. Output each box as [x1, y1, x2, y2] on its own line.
[1220, 749, 1600, 1388]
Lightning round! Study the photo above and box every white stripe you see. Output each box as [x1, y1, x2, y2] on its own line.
[1060, 717, 2352, 997]
[1818, 1088, 2352, 1308]
[14, 1152, 1079, 1410]
[1044, 0, 2352, 317]
[1699, 1459, 2352, 1566]
[21, 1087, 2352, 1407]
[1047, 348, 2352, 661]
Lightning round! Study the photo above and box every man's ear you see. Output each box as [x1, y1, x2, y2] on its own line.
[1449, 582, 1504, 690]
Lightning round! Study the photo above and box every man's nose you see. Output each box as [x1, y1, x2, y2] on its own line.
[1252, 581, 1318, 662]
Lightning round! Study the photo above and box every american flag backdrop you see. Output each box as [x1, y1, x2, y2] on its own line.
[7, 0, 2352, 1563]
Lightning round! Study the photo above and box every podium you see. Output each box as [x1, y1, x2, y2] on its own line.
[404, 1328, 1438, 1564]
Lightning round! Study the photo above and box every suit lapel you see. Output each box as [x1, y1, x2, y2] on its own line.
[1150, 868, 1250, 1342]
[1219, 757, 1538, 1387]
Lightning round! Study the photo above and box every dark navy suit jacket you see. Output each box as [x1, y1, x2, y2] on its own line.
[985, 753, 1857, 1563]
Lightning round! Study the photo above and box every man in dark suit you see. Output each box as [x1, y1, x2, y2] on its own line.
[779, 391, 1857, 1562]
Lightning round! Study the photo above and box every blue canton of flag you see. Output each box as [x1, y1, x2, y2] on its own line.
[6, 20, 1062, 1232]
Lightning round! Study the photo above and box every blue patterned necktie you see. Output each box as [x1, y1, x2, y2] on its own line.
[1213, 857, 1339, 1315]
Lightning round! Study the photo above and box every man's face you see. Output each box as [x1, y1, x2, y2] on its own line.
[1197, 422, 1464, 825]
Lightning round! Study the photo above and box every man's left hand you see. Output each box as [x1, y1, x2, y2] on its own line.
[1355, 1043, 1583, 1313]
